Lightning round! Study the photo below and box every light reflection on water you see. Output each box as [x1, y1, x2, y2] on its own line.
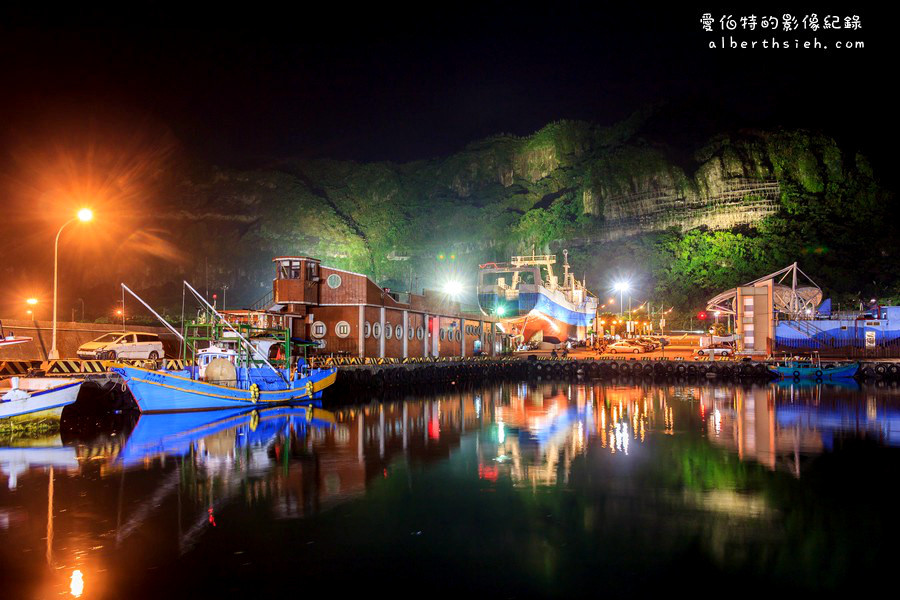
[1, 379, 899, 596]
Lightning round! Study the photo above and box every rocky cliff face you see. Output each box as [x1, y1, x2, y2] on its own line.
[150, 111, 885, 307]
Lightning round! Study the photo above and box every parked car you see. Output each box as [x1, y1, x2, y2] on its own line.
[636, 337, 662, 350]
[694, 343, 733, 357]
[77, 332, 165, 360]
[607, 341, 645, 354]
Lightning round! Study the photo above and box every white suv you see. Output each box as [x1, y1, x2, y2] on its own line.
[77, 332, 165, 360]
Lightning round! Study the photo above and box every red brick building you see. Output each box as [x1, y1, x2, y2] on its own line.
[259, 256, 503, 358]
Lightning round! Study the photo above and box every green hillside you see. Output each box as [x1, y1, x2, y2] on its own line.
[162, 108, 893, 315]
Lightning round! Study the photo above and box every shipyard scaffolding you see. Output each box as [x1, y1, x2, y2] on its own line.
[705, 263, 822, 356]
[703, 263, 900, 358]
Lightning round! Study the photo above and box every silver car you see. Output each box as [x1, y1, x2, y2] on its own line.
[694, 344, 733, 357]
[77, 332, 165, 360]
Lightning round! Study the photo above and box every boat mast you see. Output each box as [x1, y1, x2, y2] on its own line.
[121, 284, 185, 343]
[183, 281, 289, 385]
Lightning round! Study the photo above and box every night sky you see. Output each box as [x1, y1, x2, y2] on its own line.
[0, 3, 896, 316]
[1, 4, 895, 166]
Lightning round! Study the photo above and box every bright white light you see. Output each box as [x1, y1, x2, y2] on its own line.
[496, 305, 506, 317]
[70, 569, 84, 597]
[613, 281, 631, 293]
[77, 208, 93, 222]
[442, 280, 463, 298]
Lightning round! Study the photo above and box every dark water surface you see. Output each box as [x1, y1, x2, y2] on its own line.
[2, 379, 900, 598]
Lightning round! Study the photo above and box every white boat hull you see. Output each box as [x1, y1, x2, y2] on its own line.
[0, 378, 83, 423]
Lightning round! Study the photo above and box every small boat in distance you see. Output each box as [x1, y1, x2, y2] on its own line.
[768, 353, 859, 380]
[112, 281, 337, 413]
[1, 377, 83, 429]
[0, 320, 32, 348]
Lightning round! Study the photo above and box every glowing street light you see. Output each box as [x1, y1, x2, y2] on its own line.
[442, 279, 463, 299]
[49, 208, 93, 360]
[26, 297, 38, 305]
[495, 305, 506, 317]
[613, 280, 632, 318]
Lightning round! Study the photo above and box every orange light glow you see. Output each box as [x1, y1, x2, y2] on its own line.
[26, 297, 38, 305]
[77, 208, 93, 222]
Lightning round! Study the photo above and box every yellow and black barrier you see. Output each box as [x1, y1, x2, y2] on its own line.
[0, 360, 42, 376]
[80, 360, 108, 373]
[46, 360, 85, 375]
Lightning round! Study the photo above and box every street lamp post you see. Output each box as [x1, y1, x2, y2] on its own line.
[26, 298, 38, 320]
[613, 281, 631, 336]
[49, 208, 93, 360]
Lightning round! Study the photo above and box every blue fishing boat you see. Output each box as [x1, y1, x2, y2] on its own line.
[112, 362, 336, 413]
[768, 353, 858, 380]
[113, 281, 337, 413]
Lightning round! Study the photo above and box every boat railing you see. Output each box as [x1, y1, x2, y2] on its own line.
[511, 254, 556, 265]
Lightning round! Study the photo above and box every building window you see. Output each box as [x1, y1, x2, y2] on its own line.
[373, 323, 381, 338]
[278, 260, 301, 280]
[417, 327, 424, 340]
[385, 323, 393, 339]
[440, 329, 445, 341]
[456, 329, 461, 341]
[326, 274, 342, 289]
[335, 321, 351, 338]
[311, 321, 326, 338]
[396, 325, 403, 340]
[364, 322, 371, 338]
[408, 327, 414, 340]
[307, 261, 319, 280]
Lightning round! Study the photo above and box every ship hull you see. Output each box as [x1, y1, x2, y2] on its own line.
[111, 365, 337, 413]
[479, 287, 595, 343]
[0, 379, 83, 425]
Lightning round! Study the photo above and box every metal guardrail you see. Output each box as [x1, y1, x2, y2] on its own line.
[248, 289, 274, 312]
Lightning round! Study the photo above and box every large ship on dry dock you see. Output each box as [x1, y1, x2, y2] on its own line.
[477, 250, 597, 344]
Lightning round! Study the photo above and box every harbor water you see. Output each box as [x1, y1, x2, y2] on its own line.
[2, 378, 899, 597]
